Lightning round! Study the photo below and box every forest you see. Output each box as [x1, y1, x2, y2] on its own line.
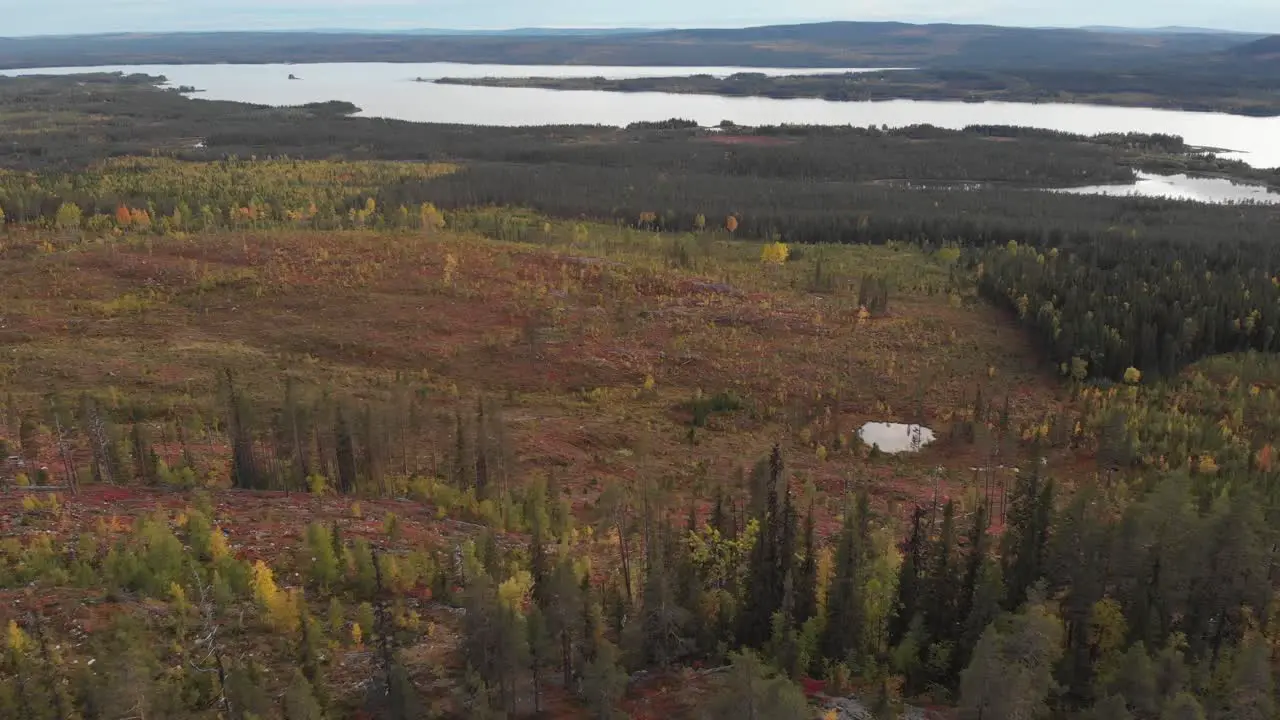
[3, 70, 1280, 719]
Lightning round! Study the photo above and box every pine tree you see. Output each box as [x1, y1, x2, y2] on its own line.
[461, 573, 527, 714]
[703, 649, 811, 720]
[283, 669, 325, 720]
[1090, 695, 1136, 720]
[304, 523, 340, 591]
[1106, 643, 1157, 719]
[383, 662, 422, 720]
[1160, 693, 1205, 720]
[298, 602, 328, 711]
[958, 600, 1063, 720]
[1224, 634, 1274, 720]
[579, 639, 627, 720]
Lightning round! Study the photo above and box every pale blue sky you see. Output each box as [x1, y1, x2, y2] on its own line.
[3, 0, 1276, 37]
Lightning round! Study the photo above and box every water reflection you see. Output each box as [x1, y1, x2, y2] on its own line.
[858, 422, 936, 454]
[1058, 172, 1280, 204]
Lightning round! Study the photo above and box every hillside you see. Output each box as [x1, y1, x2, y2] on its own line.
[1228, 33, 1280, 59]
[0, 21, 1255, 70]
[0, 179, 1062, 716]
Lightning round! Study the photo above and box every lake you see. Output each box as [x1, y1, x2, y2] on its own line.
[6, 62, 1280, 169]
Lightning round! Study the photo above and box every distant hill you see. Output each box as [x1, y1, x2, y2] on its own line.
[296, 27, 664, 37]
[1080, 25, 1263, 35]
[0, 22, 1257, 71]
[1228, 34, 1280, 59]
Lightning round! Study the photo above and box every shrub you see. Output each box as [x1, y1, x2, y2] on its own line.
[689, 391, 744, 428]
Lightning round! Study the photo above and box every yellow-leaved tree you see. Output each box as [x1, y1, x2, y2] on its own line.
[760, 241, 789, 265]
[1123, 367, 1142, 385]
[6, 620, 29, 657]
[252, 560, 300, 633]
[55, 202, 82, 231]
[419, 202, 445, 231]
[1087, 598, 1128, 687]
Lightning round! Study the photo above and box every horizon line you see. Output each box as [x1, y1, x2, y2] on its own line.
[2, 20, 1267, 41]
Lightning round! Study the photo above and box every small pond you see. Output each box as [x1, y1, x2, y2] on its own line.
[1057, 172, 1280, 204]
[858, 422, 936, 454]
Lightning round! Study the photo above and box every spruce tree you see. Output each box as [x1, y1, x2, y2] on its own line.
[795, 502, 819, 626]
[634, 537, 690, 667]
[925, 500, 958, 642]
[822, 491, 870, 664]
[225, 370, 261, 490]
[283, 669, 325, 720]
[740, 446, 787, 648]
[130, 422, 157, 485]
[334, 406, 358, 494]
[889, 506, 927, 648]
[527, 605, 553, 715]
[1002, 463, 1053, 609]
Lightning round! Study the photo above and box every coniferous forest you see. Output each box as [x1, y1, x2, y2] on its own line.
[1, 72, 1280, 719]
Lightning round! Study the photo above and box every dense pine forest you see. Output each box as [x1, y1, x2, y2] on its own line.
[3, 71, 1280, 719]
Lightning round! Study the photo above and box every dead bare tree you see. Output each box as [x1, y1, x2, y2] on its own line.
[50, 399, 79, 496]
[84, 398, 114, 486]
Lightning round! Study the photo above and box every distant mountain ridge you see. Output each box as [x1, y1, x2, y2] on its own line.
[0, 21, 1262, 71]
[1080, 25, 1263, 35]
[289, 27, 666, 37]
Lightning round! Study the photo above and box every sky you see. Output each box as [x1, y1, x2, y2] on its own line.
[3, 0, 1277, 37]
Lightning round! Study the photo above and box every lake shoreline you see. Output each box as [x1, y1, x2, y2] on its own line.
[433, 70, 1280, 119]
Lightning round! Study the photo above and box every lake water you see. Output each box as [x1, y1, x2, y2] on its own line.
[6, 62, 1280, 169]
[1060, 172, 1280, 204]
[858, 422, 936, 454]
